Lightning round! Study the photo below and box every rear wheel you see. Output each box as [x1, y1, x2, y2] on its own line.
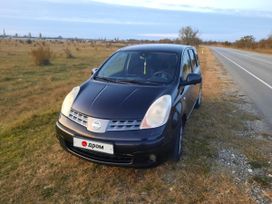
[194, 89, 202, 109]
[172, 122, 184, 162]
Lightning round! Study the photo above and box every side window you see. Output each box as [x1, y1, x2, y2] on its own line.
[189, 49, 197, 71]
[195, 51, 200, 66]
[181, 51, 192, 81]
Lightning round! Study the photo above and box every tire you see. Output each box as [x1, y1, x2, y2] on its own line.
[194, 89, 202, 109]
[172, 122, 184, 162]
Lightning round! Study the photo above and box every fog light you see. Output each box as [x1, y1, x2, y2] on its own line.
[149, 154, 156, 162]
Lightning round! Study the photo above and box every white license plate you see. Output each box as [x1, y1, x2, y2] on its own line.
[73, 137, 114, 155]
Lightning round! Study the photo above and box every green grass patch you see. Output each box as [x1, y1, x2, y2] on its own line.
[249, 160, 269, 169]
[0, 111, 58, 176]
[252, 175, 272, 188]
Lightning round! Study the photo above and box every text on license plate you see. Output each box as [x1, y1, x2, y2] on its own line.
[73, 137, 114, 155]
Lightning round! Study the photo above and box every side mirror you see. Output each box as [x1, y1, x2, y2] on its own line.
[180, 73, 202, 86]
[92, 67, 99, 75]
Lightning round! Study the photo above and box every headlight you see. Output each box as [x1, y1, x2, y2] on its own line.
[61, 86, 80, 117]
[140, 95, 172, 129]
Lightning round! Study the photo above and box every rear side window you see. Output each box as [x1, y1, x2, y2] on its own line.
[181, 51, 192, 81]
[188, 49, 198, 71]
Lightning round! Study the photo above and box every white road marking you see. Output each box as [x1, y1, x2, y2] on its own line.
[214, 49, 272, 90]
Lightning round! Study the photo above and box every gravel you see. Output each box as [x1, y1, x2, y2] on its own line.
[217, 148, 271, 204]
[218, 148, 253, 183]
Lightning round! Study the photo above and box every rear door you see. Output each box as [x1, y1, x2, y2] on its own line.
[180, 49, 195, 114]
[188, 49, 201, 104]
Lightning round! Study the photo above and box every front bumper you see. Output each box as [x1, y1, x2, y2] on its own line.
[56, 114, 175, 167]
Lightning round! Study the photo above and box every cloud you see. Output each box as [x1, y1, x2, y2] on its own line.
[0, 14, 159, 25]
[38, 16, 158, 25]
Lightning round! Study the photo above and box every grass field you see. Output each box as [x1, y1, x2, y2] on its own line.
[0, 40, 271, 203]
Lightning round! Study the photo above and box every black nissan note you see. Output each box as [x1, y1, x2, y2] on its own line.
[56, 44, 202, 167]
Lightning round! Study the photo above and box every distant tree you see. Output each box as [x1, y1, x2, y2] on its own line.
[257, 34, 272, 49]
[235, 35, 255, 49]
[3, 29, 6, 37]
[179, 26, 201, 46]
[28, 32, 32, 38]
[223, 41, 232, 46]
[39, 33, 42, 38]
[159, 38, 173, 44]
[15, 33, 18, 37]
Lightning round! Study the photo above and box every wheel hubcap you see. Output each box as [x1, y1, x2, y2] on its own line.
[178, 126, 183, 155]
[198, 91, 202, 104]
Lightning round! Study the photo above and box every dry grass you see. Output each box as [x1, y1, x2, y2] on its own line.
[215, 44, 272, 55]
[241, 48, 272, 55]
[0, 40, 271, 203]
[64, 47, 75, 59]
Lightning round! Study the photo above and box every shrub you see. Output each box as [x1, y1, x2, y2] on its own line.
[26, 39, 32, 44]
[106, 42, 112, 48]
[31, 46, 53, 66]
[64, 48, 74, 59]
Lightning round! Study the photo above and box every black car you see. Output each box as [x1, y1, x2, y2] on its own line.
[56, 44, 202, 167]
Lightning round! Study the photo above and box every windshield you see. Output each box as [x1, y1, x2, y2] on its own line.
[95, 51, 179, 85]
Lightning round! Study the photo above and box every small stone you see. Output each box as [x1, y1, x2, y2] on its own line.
[268, 174, 272, 178]
[248, 169, 253, 173]
[231, 154, 235, 158]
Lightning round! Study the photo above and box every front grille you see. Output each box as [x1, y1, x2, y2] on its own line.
[68, 109, 88, 127]
[68, 109, 142, 131]
[107, 120, 141, 131]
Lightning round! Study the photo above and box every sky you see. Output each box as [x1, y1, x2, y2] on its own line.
[1, 0, 272, 41]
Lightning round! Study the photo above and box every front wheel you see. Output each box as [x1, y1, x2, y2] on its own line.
[172, 122, 184, 162]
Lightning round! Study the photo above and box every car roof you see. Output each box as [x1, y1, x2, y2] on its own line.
[119, 44, 192, 54]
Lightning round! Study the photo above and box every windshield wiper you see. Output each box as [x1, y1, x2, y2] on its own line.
[95, 77, 161, 85]
[115, 79, 160, 85]
[94, 76, 118, 83]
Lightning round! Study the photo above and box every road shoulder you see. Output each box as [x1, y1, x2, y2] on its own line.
[198, 46, 272, 203]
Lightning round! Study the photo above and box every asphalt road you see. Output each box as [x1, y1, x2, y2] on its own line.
[211, 47, 272, 128]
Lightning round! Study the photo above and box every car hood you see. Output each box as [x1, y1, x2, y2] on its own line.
[72, 80, 170, 119]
